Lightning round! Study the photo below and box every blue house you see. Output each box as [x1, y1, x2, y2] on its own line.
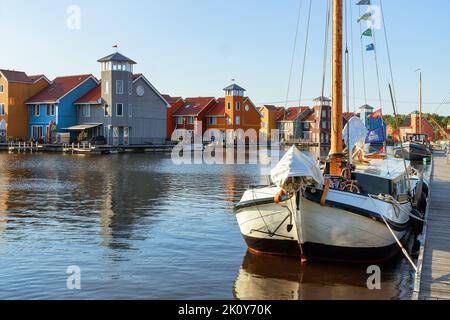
[26, 74, 98, 141]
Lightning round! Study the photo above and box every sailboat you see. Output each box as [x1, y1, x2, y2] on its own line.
[235, 0, 427, 263]
[394, 70, 432, 161]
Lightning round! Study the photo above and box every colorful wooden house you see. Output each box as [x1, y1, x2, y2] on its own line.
[259, 105, 284, 141]
[26, 74, 98, 142]
[0, 69, 50, 141]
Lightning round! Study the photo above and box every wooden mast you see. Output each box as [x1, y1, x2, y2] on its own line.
[330, 0, 344, 176]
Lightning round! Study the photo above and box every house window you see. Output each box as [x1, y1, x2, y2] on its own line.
[46, 104, 55, 116]
[116, 80, 124, 94]
[128, 104, 133, 117]
[236, 116, 241, 125]
[188, 117, 194, 124]
[209, 117, 217, 125]
[0, 85, 4, 93]
[227, 102, 231, 110]
[124, 127, 129, 145]
[304, 122, 309, 129]
[322, 111, 327, 118]
[177, 117, 183, 125]
[104, 104, 110, 117]
[128, 81, 132, 95]
[80, 104, 90, 117]
[236, 102, 241, 111]
[31, 125, 43, 139]
[32, 104, 40, 116]
[0, 104, 5, 115]
[116, 103, 123, 116]
[245, 105, 250, 112]
[322, 121, 327, 129]
[227, 116, 232, 125]
[104, 81, 109, 94]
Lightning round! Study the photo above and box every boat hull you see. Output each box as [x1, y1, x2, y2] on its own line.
[235, 187, 411, 263]
[395, 142, 431, 161]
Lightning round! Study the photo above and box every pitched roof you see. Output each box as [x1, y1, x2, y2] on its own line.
[27, 74, 97, 104]
[343, 112, 360, 121]
[261, 105, 285, 112]
[0, 69, 33, 83]
[304, 112, 316, 122]
[313, 96, 331, 102]
[28, 74, 50, 83]
[173, 97, 216, 117]
[206, 98, 226, 117]
[223, 83, 246, 91]
[359, 104, 374, 110]
[277, 107, 309, 122]
[75, 82, 101, 104]
[97, 52, 136, 64]
[162, 94, 183, 106]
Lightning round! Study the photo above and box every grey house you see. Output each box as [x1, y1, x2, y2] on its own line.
[73, 52, 168, 145]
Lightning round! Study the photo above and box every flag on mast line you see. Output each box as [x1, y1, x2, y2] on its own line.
[356, 0, 371, 5]
[365, 127, 386, 144]
[357, 11, 373, 22]
[368, 108, 383, 119]
[366, 43, 375, 51]
[361, 28, 373, 38]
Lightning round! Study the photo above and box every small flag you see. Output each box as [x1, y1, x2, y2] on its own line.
[365, 127, 386, 144]
[361, 28, 373, 38]
[356, 0, 371, 5]
[112, 44, 118, 48]
[366, 43, 375, 51]
[368, 108, 382, 119]
[357, 11, 372, 22]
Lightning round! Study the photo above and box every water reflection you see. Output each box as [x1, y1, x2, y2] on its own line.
[234, 252, 413, 300]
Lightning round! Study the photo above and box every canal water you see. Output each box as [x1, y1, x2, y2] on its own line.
[0, 151, 418, 300]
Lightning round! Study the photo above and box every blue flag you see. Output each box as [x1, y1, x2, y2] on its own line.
[356, 0, 371, 5]
[366, 43, 375, 51]
[365, 126, 386, 144]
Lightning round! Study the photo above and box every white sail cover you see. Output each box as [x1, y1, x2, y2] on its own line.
[343, 116, 368, 151]
[271, 146, 324, 188]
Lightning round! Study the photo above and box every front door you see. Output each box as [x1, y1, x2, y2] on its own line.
[113, 127, 119, 146]
[123, 127, 129, 145]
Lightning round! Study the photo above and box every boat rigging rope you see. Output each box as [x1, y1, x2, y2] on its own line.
[367, 194, 418, 272]
[349, 0, 357, 112]
[297, 0, 313, 107]
[319, 0, 331, 150]
[358, 6, 368, 105]
[284, 0, 303, 109]
[294, 0, 313, 141]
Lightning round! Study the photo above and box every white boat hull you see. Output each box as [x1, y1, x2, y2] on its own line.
[235, 186, 412, 262]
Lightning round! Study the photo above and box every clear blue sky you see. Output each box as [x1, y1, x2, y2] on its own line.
[1, 0, 449, 115]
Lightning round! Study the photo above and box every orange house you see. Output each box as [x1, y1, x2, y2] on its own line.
[205, 84, 262, 142]
[166, 83, 262, 142]
[162, 94, 184, 140]
[0, 69, 50, 141]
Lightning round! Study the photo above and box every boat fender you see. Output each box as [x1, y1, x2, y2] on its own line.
[274, 190, 286, 204]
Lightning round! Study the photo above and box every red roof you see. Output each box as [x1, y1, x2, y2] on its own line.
[132, 73, 142, 81]
[162, 94, 183, 106]
[277, 107, 309, 122]
[27, 74, 96, 103]
[173, 97, 216, 117]
[0, 69, 32, 83]
[206, 98, 226, 117]
[75, 82, 101, 104]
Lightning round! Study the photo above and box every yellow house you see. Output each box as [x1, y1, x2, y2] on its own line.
[0, 70, 50, 141]
[259, 105, 284, 141]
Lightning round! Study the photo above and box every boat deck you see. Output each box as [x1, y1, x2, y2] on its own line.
[414, 151, 450, 300]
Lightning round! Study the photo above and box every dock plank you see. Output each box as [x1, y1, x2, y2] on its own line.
[417, 151, 450, 300]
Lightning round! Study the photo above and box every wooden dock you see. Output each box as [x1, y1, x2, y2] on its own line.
[413, 150, 450, 300]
